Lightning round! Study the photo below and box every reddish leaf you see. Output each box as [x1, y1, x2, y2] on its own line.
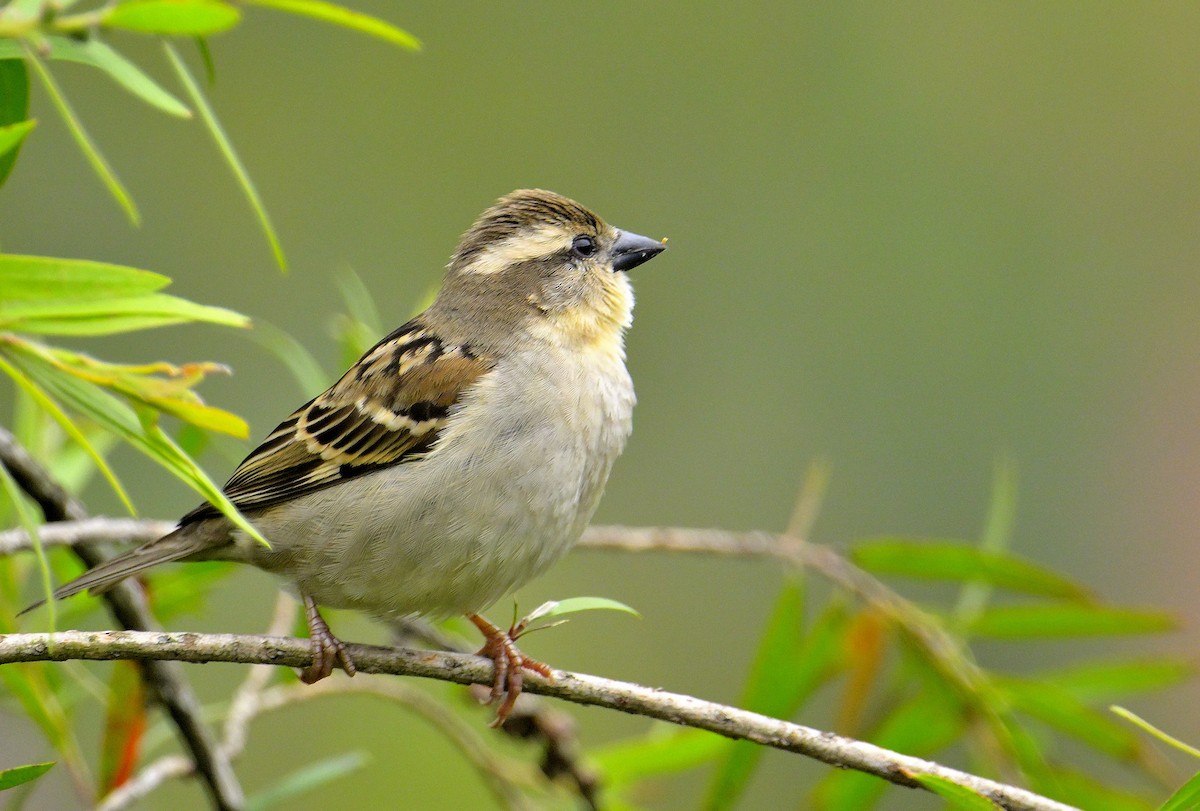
[98, 662, 147, 796]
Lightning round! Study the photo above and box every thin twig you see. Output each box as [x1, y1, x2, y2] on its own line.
[580, 526, 1010, 741]
[0, 630, 1078, 811]
[0, 517, 173, 555]
[0, 429, 244, 811]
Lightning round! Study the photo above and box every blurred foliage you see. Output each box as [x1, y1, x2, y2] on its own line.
[2, 2, 1199, 810]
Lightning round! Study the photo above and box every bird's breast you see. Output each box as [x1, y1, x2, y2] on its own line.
[253, 341, 635, 619]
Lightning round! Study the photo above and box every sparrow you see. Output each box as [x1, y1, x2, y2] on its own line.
[32, 189, 665, 723]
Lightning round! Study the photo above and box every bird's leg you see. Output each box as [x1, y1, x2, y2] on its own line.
[468, 613, 553, 727]
[300, 594, 356, 683]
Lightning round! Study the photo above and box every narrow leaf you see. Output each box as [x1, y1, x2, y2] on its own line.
[998, 679, 1141, 759]
[253, 320, 328, 396]
[105, 0, 241, 35]
[704, 589, 847, 811]
[1023, 763, 1152, 811]
[0, 59, 29, 187]
[952, 458, 1019, 629]
[0, 354, 136, 513]
[0, 662, 89, 786]
[241, 0, 420, 49]
[0, 461, 57, 629]
[163, 41, 286, 270]
[5, 348, 264, 543]
[1038, 659, 1194, 703]
[907, 774, 1002, 809]
[590, 728, 725, 786]
[98, 662, 147, 796]
[1111, 706, 1200, 760]
[1160, 771, 1200, 811]
[815, 689, 965, 810]
[0, 293, 249, 335]
[22, 48, 139, 224]
[524, 596, 640, 623]
[0, 119, 35, 159]
[853, 539, 1088, 600]
[967, 604, 1175, 639]
[246, 752, 370, 810]
[149, 561, 236, 619]
[38, 36, 191, 118]
[0, 761, 54, 792]
[0, 0, 46, 20]
[0, 254, 169, 300]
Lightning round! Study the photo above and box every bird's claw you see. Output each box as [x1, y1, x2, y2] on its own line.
[301, 594, 356, 683]
[469, 613, 553, 727]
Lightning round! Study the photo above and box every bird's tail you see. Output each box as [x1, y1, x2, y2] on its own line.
[19, 522, 220, 615]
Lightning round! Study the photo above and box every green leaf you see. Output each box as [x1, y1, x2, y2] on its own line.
[1160, 771, 1200, 811]
[853, 539, 1088, 600]
[5, 347, 264, 543]
[0, 761, 54, 792]
[815, 689, 966, 811]
[336, 267, 384, 336]
[967, 604, 1175, 639]
[241, 0, 420, 49]
[952, 458, 1019, 629]
[0, 0, 44, 23]
[149, 561, 236, 619]
[23, 49, 139, 224]
[0, 354, 137, 514]
[0, 59, 30, 188]
[0, 661, 88, 785]
[590, 727, 725, 786]
[1038, 659, 1194, 703]
[193, 36, 217, 83]
[105, 0, 241, 35]
[997, 679, 1142, 759]
[0, 254, 169, 301]
[164, 41, 286, 270]
[907, 774, 1002, 809]
[252, 320, 328, 397]
[35, 36, 191, 118]
[1111, 706, 1200, 760]
[246, 752, 370, 810]
[1025, 763, 1152, 811]
[704, 583, 847, 811]
[0, 293, 248, 335]
[0, 454, 58, 627]
[523, 596, 640, 624]
[0, 119, 35, 159]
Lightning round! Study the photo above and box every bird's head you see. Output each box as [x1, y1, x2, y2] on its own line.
[432, 189, 665, 352]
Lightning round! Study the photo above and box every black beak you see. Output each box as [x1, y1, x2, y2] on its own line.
[611, 229, 666, 272]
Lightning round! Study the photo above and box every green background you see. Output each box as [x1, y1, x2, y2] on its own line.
[2, 2, 1199, 808]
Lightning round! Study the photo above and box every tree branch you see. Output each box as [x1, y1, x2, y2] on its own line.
[0, 517, 1034, 788]
[0, 630, 1078, 811]
[0, 428, 245, 811]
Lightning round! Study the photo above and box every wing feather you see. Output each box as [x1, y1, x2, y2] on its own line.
[180, 319, 492, 524]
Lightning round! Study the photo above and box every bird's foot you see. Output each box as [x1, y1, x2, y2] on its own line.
[300, 594, 356, 683]
[468, 613, 553, 727]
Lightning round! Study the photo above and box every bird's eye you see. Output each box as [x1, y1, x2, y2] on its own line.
[571, 235, 597, 259]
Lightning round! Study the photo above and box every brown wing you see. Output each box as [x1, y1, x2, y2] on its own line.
[180, 319, 493, 525]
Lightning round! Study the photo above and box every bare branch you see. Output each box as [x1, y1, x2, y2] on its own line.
[0, 428, 244, 811]
[0, 630, 1078, 811]
[0, 517, 1035, 783]
[0, 517, 172, 555]
[580, 525, 1006, 741]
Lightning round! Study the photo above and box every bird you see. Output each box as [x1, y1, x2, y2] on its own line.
[28, 189, 665, 724]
